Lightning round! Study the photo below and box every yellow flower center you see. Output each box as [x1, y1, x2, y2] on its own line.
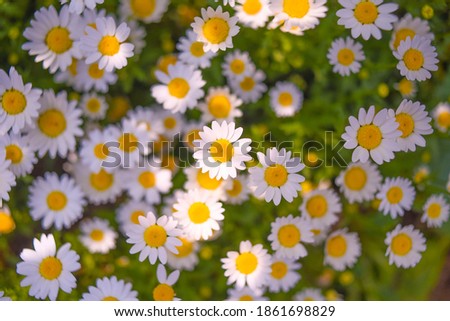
[210, 139, 234, 163]
[94, 143, 109, 160]
[278, 224, 301, 247]
[163, 117, 177, 129]
[1, 89, 27, 115]
[0, 212, 15, 234]
[386, 186, 403, 204]
[131, 0, 156, 18]
[398, 78, 414, 96]
[230, 59, 245, 75]
[102, 296, 119, 301]
[235, 252, 258, 275]
[38, 109, 67, 138]
[437, 111, 450, 129]
[138, 171, 156, 189]
[403, 48, 424, 71]
[90, 229, 104, 241]
[90, 169, 114, 191]
[306, 195, 328, 218]
[354, 1, 379, 24]
[208, 94, 232, 118]
[5, 144, 23, 164]
[196, 170, 222, 190]
[391, 233, 412, 256]
[144, 225, 167, 247]
[264, 164, 288, 187]
[98, 35, 120, 56]
[45, 27, 72, 54]
[326, 235, 347, 257]
[393, 28, 416, 50]
[239, 295, 254, 301]
[188, 202, 210, 224]
[186, 129, 201, 148]
[39, 256, 63, 280]
[174, 237, 194, 257]
[168, 78, 190, 99]
[357, 124, 382, 150]
[68, 59, 78, 76]
[202, 17, 230, 44]
[240, 77, 255, 91]
[344, 166, 367, 191]
[283, 0, 310, 18]
[190, 41, 205, 57]
[427, 203, 441, 219]
[271, 261, 288, 279]
[88, 63, 105, 79]
[130, 210, 145, 224]
[118, 133, 139, 153]
[86, 98, 101, 113]
[227, 179, 243, 197]
[395, 113, 415, 138]
[278, 92, 293, 107]
[243, 0, 263, 15]
[46, 191, 68, 211]
[153, 283, 175, 301]
[337, 48, 355, 66]
[157, 55, 177, 74]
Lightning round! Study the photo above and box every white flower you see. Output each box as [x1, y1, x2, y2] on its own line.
[227, 286, 268, 301]
[16, 234, 81, 300]
[75, 61, 118, 93]
[184, 166, 229, 201]
[193, 121, 252, 180]
[394, 78, 417, 98]
[116, 199, 155, 235]
[337, 0, 398, 40]
[421, 194, 449, 228]
[230, 69, 267, 104]
[327, 37, 365, 76]
[270, 0, 328, 31]
[82, 276, 138, 301]
[324, 228, 361, 271]
[177, 30, 217, 69]
[120, 0, 169, 23]
[0, 134, 37, 177]
[235, 0, 272, 29]
[61, 0, 104, 14]
[199, 86, 243, 123]
[79, 93, 108, 120]
[342, 106, 401, 165]
[155, 108, 184, 138]
[267, 253, 301, 293]
[127, 106, 164, 141]
[390, 13, 434, 51]
[167, 236, 200, 271]
[377, 177, 415, 219]
[191, 6, 240, 53]
[0, 152, 16, 208]
[79, 218, 117, 254]
[79, 128, 115, 173]
[224, 174, 251, 205]
[249, 147, 305, 206]
[299, 188, 342, 227]
[153, 264, 180, 301]
[293, 288, 325, 301]
[385, 224, 426, 268]
[269, 81, 303, 117]
[432, 102, 450, 133]
[222, 50, 256, 81]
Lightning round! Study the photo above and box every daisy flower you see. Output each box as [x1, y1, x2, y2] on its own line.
[0, 206, 15, 234]
[270, 0, 328, 31]
[155, 54, 178, 75]
[79, 93, 108, 120]
[0, 150, 16, 207]
[81, 16, 134, 72]
[177, 30, 217, 69]
[26, 90, 83, 159]
[385, 224, 426, 268]
[0, 291, 11, 301]
[222, 50, 256, 81]
[126, 19, 147, 55]
[54, 58, 81, 90]
[221, 240, 272, 291]
[227, 286, 268, 301]
[116, 200, 155, 235]
[394, 78, 417, 98]
[0, 134, 37, 177]
[28, 172, 86, 230]
[153, 264, 180, 301]
[199, 86, 243, 123]
[225, 174, 251, 205]
[23, 5, 82, 73]
[421, 194, 449, 228]
[191, 6, 240, 53]
[432, 102, 450, 133]
[393, 36, 439, 82]
[269, 81, 303, 117]
[182, 121, 206, 151]
[235, 0, 272, 29]
[173, 189, 225, 241]
[267, 253, 301, 293]
[327, 37, 365, 76]
[16, 234, 81, 300]
[309, 219, 330, 245]
[82, 276, 138, 301]
[184, 167, 229, 201]
[336, 161, 382, 204]
[61, 0, 104, 14]
[336, 0, 398, 40]
[230, 69, 267, 104]
[126, 211, 182, 265]
[390, 13, 433, 51]
[268, 214, 314, 259]
[324, 229, 361, 271]
[293, 288, 325, 301]
[299, 188, 342, 227]
[0, 67, 42, 135]
[249, 147, 305, 206]
[341, 106, 401, 165]
[79, 128, 115, 173]
[167, 236, 200, 271]
[151, 62, 205, 114]
[127, 106, 164, 141]
[377, 177, 415, 219]
[193, 121, 252, 180]
[79, 218, 118, 254]
[155, 109, 184, 138]
[75, 61, 118, 93]
[80, 7, 108, 31]
[120, 0, 169, 23]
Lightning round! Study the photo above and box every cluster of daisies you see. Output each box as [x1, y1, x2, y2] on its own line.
[0, 0, 449, 302]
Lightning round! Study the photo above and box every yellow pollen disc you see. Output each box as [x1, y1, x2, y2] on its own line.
[46, 191, 68, 211]
[395, 113, 415, 138]
[45, 27, 73, 54]
[168, 78, 190, 99]
[202, 17, 230, 44]
[86, 98, 101, 113]
[427, 203, 441, 219]
[163, 117, 177, 129]
[283, 0, 310, 18]
[311, 229, 321, 235]
[271, 261, 288, 279]
[278, 92, 293, 107]
[98, 35, 120, 56]
[235, 252, 258, 275]
[144, 225, 167, 247]
[326, 235, 347, 257]
[118, 133, 139, 153]
[227, 179, 243, 197]
[130, 210, 145, 224]
[175, 237, 194, 257]
[5, 144, 23, 164]
[210, 139, 234, 163]
[186, 129, 201, 148]
[90, 229, 104, 241]
[88, 63, 105, 79]
[240, 77, 255, 91]
[393, 28, 416, 50]
[386, 186, 403, 204]
[68, 59, 78, 76]
[437, 111, 450, 130]
[2, 89, 27, 115]
[190, 41, 205, 57]
[38, 109, 67, 138]
[239, 295, 254, 301]
[188, 202, 210, 224]
[264, 164, 288, 187]
[157, 55, 177, 74]
[138, 171, 156, 188]
[102, 296, 118, 301]
[94, 143, 109, 160]
[0, 212, 15, 234]
[230, 59, 245, 75]
[391, 233, 412, 256]
[344, 166, 367, 191]
[357, 124, 382, 150]
[153, 283, 175, 301]
[197, 170, 222, 190]
[243, 0, 263, 15]
[278, 224, 301, 247]
[354, 1, 379, 24]
[306, 195, 328, 218]
[39, 256, 63, 280]
[90, 169, 114, 191]
[337, 48, 355, 66]
[131, 0, 156, 19]
[403, 48, 424, 71]
[208, 94, 232, 118]
[398, 78, 413, 95]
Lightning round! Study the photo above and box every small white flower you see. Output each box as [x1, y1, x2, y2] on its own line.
[167, 236, 200, 271]
[116, 199, 155, 235]
[82, 276, 138, 301]
[230, 69, 267, 104]
[222, 50, 256, 81]
[377, 177, 415, 219]
[199, 86, 243, 123]
[299, 188, 342, 227]
[432, 102, 450, 133]
[79, 128, 115, 173]
[79, 93, 108, 120]
[324, 228, 361, 271]
[394, 78, 417, 98]
[176, 30, 217, 69]
[327, 37, 365, 76]
[390, 13, 434, 51]
[224, 174, 251, 205]
[153, 264, 180, 301]
[79, 218, 117, 254]
[75, 60, 118, 93]
[120, 0, 169, 23]
[0, 134, 37, 177]
[293, 288, 325, 301]
[270, 0, 328, 32]
[184, 166, 229, 202]
[269, 81, 303, 117]
[267, 253, 301, 293]
[235, 0, 272, 29]
[421, 194, 449, 228]
[385, 224, 426, 268]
